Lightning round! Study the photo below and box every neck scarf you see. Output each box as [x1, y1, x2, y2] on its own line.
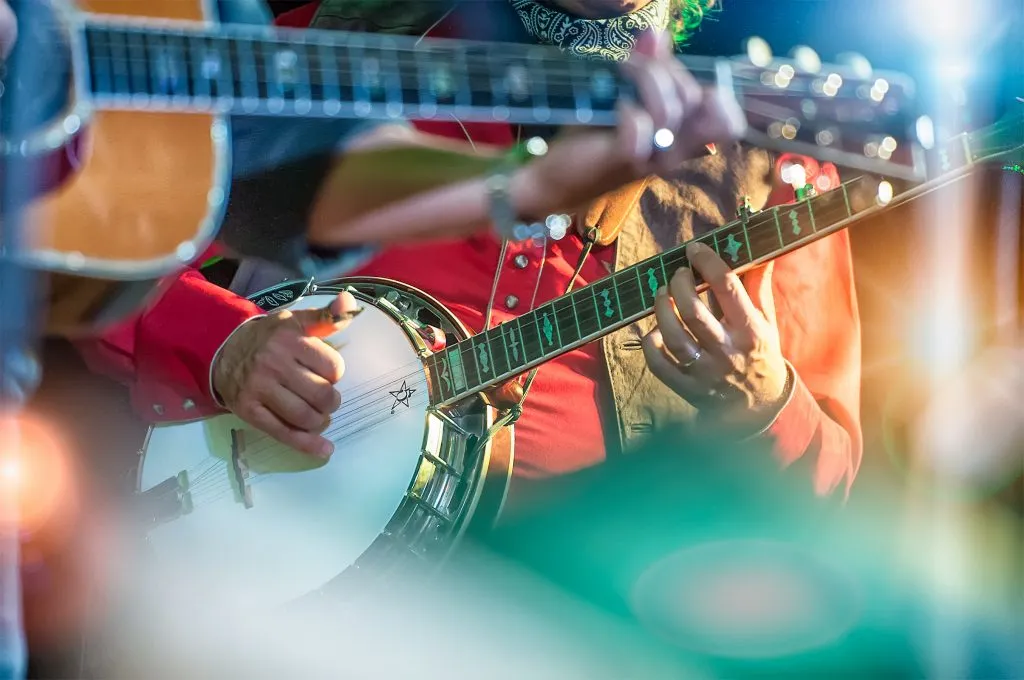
[510, 0, 670, 62]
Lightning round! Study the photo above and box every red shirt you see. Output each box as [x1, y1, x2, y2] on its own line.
[76, 3, 862, 498]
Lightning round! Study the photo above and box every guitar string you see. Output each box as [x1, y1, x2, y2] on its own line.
[81, 31, 844, 105]
[145, 198, 862, 508]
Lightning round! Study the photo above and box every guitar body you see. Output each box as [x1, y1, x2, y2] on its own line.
[133, 277, 512, 609]
[9, 0, 228, 333]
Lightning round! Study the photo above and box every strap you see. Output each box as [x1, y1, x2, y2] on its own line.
[577, 177, 652, 247]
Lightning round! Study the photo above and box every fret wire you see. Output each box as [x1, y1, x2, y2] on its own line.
[806, 198, 817, 232]
[569, 293, 583, 340]
[771, 208, 785, 250]
[740, 212, 753, 259]
[189, 34, 211, 99]
[107, 29, 130, 95]
[610, 276, 623, 319]
[496, 322, 513, 376]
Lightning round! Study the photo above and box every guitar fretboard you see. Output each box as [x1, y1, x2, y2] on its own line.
[81, 20, 638, 125]
[427, 175, 881, 405]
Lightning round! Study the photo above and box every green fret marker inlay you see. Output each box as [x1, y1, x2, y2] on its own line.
[723, 234, 742, 263]
[542, 312, 554, 345]
[438, 355, 452, 391]
[646, 268, 659, 298]
[599, 290, 614, 318]
[1004, 164, 1024, 176]
[505, 324, 520, 362]
[477, 343, 490, 373]
[788, 209, 801, 235]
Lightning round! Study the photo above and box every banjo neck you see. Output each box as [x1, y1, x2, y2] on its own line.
[425, 108, 1024, 407]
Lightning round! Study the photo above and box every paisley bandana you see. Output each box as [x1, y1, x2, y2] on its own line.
[510, 0, 671, 62]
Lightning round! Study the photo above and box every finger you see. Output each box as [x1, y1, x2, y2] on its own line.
[668, 265, 728, 352]
[294, 335, 346, 384]
[642, 329, 704, 398]
[653, 286, 700, 363]
[263, 382, 329, 433]
[622, 45, 682, 142]
[743, 261, 777, 328]
[632, 27, 669, 58]
[281, 364, 342, 417]
[654, 58, 705, 170]
[246, 403, 334, 458]
[292, 291, 362, 338]
[685, 241, 761, 333]
[654, 287, 727, 383]
[615, 99, 655, 174]
[688, 85, 748, 147]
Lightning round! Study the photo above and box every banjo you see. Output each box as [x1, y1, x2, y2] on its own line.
[132, 106, 1023, 610]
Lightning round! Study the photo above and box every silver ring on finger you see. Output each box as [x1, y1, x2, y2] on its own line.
[653, 127, 675, 150]
[680, 348, 702, 370]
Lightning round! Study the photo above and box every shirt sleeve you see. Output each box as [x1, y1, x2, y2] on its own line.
[74, 267, 264, 423]
[215, 3, 382, 277]
[748, 162, 863, 498]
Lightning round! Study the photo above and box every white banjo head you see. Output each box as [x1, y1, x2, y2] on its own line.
[136, 288, 431, 608]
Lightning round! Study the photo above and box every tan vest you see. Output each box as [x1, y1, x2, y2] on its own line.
[309, 4, 775, 453]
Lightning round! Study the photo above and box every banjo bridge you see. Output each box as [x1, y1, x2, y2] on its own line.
[230, 428, 254, 509]
[135, 470, 194, 526]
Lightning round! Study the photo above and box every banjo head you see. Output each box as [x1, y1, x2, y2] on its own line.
[133, 278, 503, 611]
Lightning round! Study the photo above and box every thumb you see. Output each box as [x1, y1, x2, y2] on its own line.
[292, 291, 362, 338]
[743, 261, 777, 326]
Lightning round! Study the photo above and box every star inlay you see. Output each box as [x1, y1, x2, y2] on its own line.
[389, 380, 416, 414]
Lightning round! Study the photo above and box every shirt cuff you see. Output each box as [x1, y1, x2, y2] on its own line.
[758, 364, 825, 466]
[208, 313, 266, 408]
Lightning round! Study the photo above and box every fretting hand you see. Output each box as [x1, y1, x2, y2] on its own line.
[512, 29, 746, 220]
[642, 242, 790, 434]
[212, 292, 360, 459]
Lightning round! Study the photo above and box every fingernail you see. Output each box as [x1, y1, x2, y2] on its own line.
[657, 286, 667, 297]
[319, 440, 334, 458]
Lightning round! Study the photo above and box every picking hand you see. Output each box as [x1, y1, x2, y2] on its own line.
[212, 292, 360, 458]
[642, 242, 789, 433]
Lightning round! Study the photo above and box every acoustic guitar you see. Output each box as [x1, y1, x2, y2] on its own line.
[2, 0, 920, 334]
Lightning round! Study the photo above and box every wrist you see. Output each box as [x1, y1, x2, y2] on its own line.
[209, 314, 265, 408]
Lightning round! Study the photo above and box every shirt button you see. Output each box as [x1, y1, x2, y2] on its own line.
[513, 254, 529, 269]
[504, 295, 519, 310]
[182, 399, 195, 411]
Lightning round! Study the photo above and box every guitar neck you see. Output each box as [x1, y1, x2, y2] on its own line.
[79, 18, 650, 125]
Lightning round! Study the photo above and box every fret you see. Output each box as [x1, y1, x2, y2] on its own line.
[745, 212, 783, 262]
[443, 347, 467, 394]
[501, 318, 526, 367]
[572, 286, 603, 340]
[457, 339, 482, 391]
[634, 261, 660, 307]
[590, 278, 623, 330]
[518, 311, 545, 362]
[771, 208, 785, 250]
[149, 31, 190, 98]
[428, 354, 452, 403]
[315, 41, 342, 115]
[375, 38, 407, 118]
[612, 268, 646, 320]
[713, 222, 751, 268]
[802, 186, 855, 233]
[777, 200, 815, 247]
[927, 132, 971, 180]
[534, 304, 561, 353]
[234, 37, 260, 105]
[526, 47, 551, 122]
[291, 43, 315, 112]
[552, 296, 581, 349]
[126, 30, 151, 97]
[569, 58, 594, 123]
[105, 29, 131, 96]
[470, 334, 496, 380]
[188, 35, 211, 100]
[486, 325, 513, 377]
[84, 28, 113, 96]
